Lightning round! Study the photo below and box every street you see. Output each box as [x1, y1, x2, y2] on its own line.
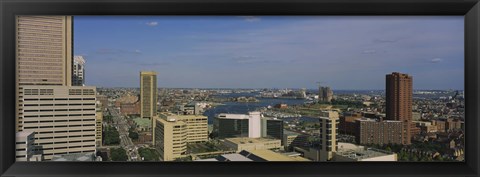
[108, 106, 141, 161]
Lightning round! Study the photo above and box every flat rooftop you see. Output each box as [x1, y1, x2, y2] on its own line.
[242, 149, 310, 161]
[133, 118, 152, 127]
[336, 147, 394, 160]
[51, 152, 97, 161]
[225, 137, 279, 144]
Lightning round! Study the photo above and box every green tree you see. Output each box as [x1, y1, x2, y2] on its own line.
[128, 128, 139, 141]
[138, 148, 159, 161]
[104, 126, 120, 145]
[110, 148, 128, 161]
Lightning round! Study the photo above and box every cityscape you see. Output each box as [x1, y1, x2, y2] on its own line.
[15, 16, 464, 162]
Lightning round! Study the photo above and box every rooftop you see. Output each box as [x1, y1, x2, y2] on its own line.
[133, 118, 152, 127]
[336, 143, 395, 160]
[51, 152, 98, 161]
[241, 149, 310, 161]
[225, 137, 279, 145]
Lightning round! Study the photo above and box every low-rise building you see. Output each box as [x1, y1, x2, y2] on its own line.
[16, 131, 36, 161]
[222, 137, 281, 152]
[159, 113, 208, 143]
[333, 142, 397, 161]
[355, 118, 404, 145]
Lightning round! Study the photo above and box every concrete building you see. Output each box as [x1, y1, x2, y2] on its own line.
[195, 149, 310, 162]
[339, 112, 362, 135]
[355, 118, 404, 145]
[158, 113, 208, 143]
[283, 130, 309, 151]
[319, 86, 334, 102]
[16, 131, 36, 161]
[19, 86, 97, 160]
[72, 56, 86, 86]
[16, 16, 73, 131]
[333, 142, 397, 161]
[261, 117, 284, 144]
[386, 72, 413, 145]
[214, 112, 283, 141]
[96, 94, 108, 111]
[222, 137, 281, 152]
[318, 111, 339, 161]
[140, 71, 157, 119]
[214, 112, 262, 138]
[115, 94, 140, 116]
[95, 101, 103, 147]
[154, 117, 187, 161]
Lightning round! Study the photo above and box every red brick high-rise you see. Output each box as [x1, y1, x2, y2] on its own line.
[386, 72, 413, 145]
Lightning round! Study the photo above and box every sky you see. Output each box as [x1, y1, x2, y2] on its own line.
[74, 16, 464, 90]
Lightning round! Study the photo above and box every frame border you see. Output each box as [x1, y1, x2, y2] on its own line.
[1, 0, 479, 177]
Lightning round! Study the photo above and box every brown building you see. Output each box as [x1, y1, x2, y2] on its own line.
[96, 95, 108, 111]
[115, 94, 141, 116]
[339, 112, 362, 135]
[355, 118, 404, 145]
[319, 86, 333, 102]
[386, 72, 413, 145]
[274, 104, 288, 109]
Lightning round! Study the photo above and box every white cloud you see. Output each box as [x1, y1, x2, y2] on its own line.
[362, 49, 377, 54]
[241, 16, 261, 22]
[135, 49, 142, 54]
[430, 58, 443, 63]
[145, 21, 158, 26]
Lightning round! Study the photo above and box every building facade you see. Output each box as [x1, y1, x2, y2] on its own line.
[16, 16, 73, 131]
[16, 131, 36, 161]
[72, 56, 85, 86]
[154, 117, 187, 161]
[158, 113, 208, 143]
[140, 71, 157, 119]
[318, 111, 339, 161]
[386, 72, 413, 145]
[19, 86, 97, 160]
[95, 101, 103, 147]
[355, 118, 404, 145]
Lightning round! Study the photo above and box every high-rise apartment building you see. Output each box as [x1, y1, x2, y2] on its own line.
[72, 56, 86, 86]
[19, 86, 97, 160]
[140, 71, 157, 119]
[16, 16, 73, 131]
[319, 86, 334, 102]
[318, 111, 339, 161]
[386, 72, 413, 145]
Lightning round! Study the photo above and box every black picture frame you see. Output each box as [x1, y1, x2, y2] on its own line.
[1, 0, 479, 177]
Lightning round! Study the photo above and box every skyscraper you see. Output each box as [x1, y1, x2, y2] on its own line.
[386, 72, 413, 145]
[319, 86, 333, 102]
[16, 16, 98, 161]
[16, 16, 73, 131]
[140, 71, 158, 119]
[73, 56, 86, 86]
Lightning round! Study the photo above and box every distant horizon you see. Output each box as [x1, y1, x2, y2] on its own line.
[95, 86, 463, 91]
[75, 16, 464, 90]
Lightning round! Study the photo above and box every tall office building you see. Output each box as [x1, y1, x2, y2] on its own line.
[319, 111, 339, 161]
[16, 16, 73, 131]
[72, 56, 86, 86]
[319, 86, 333, 102]
[19, 86, 97, 160]
[158, 113, 208, 143]
[386, 72, 413, 145]
[261, 117, 284, 144]
[154, 117, 187, 161]
[16, 16, 98, 161]
[140, 71, 157, 119]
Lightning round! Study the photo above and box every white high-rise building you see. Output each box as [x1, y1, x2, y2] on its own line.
[73, 56, 86, 86]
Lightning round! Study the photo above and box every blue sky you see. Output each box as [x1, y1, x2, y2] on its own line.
[74, 16, 464, 90]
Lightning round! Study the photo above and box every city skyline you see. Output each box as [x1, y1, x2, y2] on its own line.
[74, 16, 464, 90]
